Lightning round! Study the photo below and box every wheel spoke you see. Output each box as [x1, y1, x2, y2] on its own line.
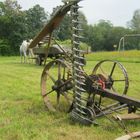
[62, 92, 72, 104]
[111, 86, 116, 92]
[63, 67, 66, 79]
[58, 62, 61, 80]
[42, 89, 55, 97]
[109, 62, 117, 77]
[99, 66, 108, 77]
[46, 70, 56, 83]
[57, 92, 60, 107]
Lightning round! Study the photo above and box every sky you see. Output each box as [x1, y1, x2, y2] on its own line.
[1, 0, 140, 27]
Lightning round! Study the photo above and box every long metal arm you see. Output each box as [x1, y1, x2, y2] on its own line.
[28, 1, 80, 49]
[95, 89, 140, 108]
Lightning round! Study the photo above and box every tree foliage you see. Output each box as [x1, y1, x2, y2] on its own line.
[0, 1, 140, 55]
[126, 9, 140, 50]
[25, 4, 48, 38]
[129, 9, 140, 32]
[53, 14, 72, 40]
[0, 0, 48, 55]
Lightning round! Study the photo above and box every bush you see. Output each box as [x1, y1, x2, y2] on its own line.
[57, 39, 91, 52]
[0, 39, 11, 56]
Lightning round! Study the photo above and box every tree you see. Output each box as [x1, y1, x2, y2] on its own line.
[0, 1, 48, 55]
[91, 20, 113, 51]
[52, 7, 88, 41]
[53, 13, 72, 40]
[82, 24, 94, 50]
[129, 9, 140, 32]
[1, 0, 21, 16]
[126, 10, 140, 50]
[0, 0, 27, 55]
[0, 39, 11, 55]
[83, 20, 137, 51]
[105, 27, 132, 51]
[25, 4, 48, 39]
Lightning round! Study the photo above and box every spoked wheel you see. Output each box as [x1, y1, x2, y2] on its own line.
[41, 59, 73, 112]
[92, 60, 129, 95]
[88, 60, 129, 115]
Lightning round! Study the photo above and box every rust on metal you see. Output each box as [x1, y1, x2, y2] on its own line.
[28, 1, 80, 49]
[32, 0, 140, 128]
[41, 59, 73, 112]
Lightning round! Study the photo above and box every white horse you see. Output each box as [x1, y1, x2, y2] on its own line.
[20, 40, 29, 63]
[28, 39, 35, 63]
[20, 39, 34, 63]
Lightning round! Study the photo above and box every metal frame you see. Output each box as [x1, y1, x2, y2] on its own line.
[118, 34, 140, 51]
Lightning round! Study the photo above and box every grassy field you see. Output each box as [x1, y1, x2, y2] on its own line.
[0, 50, 140, 140]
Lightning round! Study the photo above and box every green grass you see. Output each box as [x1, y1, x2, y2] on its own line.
[86, 50, 140, 63]
[0, 51, 140, 140]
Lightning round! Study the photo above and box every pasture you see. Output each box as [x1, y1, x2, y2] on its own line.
[0, 50, 140, 140]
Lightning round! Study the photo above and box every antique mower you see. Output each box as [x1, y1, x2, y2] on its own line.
[28, 0, 140, 138]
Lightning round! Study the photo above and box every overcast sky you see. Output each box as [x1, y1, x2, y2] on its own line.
[2, 0, 140, 27]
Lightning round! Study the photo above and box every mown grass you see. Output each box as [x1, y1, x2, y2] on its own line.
[0, 51, 140, 140]
[86, 50, 140, 63]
